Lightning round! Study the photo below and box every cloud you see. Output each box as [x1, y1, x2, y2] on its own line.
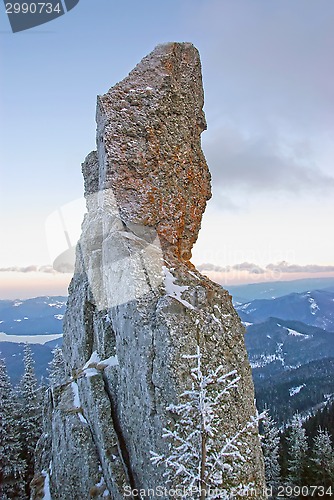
[203, 128, 334, 198]
[0, 265, 57, 274]
[198, 0, 334, 130]
[197, 263, 230, 273]
[198, 262, 265, 274]
[234, 262, 265, 274]
[198, 261, 334, 276]
[266, 261, 334, 274]
[188, 1, 334, 207]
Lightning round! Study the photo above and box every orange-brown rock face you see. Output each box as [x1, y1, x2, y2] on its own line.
[95, 42, 211, 262]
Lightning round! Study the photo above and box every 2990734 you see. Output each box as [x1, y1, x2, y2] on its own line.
[276, 485, 333, 497]
[5, 3, 62, 14]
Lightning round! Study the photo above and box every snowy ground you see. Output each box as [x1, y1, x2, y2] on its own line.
[0, 332, 63, 345]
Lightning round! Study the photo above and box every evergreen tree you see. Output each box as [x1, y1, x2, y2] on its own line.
[261, 410, 281, 489]
[18, 344, 43, 496]
[0, 358, 26, 499]
[286, 413, 308, 486]
[311, 428, 334, 487]
[48, 346, 65, 386]
[151, 346, 262, 499]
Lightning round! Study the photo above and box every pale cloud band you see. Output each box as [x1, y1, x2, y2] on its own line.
[197, 261, 334, 275]
[2, 261, 334, 276]
[0, 265, 58, 274]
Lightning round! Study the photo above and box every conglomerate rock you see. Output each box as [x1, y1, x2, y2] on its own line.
[32, 43, 267, 499]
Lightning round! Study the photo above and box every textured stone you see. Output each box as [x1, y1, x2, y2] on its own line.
[33, 42, 266, 499]
[95, 42, 211, 262]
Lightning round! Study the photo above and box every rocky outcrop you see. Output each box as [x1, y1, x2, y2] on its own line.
[32, 43, 266, 499]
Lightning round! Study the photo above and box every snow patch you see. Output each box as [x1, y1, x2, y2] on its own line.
[242, 321, 253, 327]
[47, 301, 65, 309]
[13, 301, 22, 307]
[94, 474, 110, 498]
[163, 267, 195, 310]
[0, 332, 63, 345]
[238, 302, 251, 310]
[96, 476, 105, 488]
[82, 351, 118, 374]
[210, 313, 222, 326]
[54, 314, 64, 320]
[41, 470, 51, 500]
[308, 296, 319, 315]
[287, 328, 311, 339]
[187, 269, 200, 280]
[250, 342, 285, 368]
[289, 384, 305, 397]
[84, 367, 100, 378]
[71, 381, 87, 424]
[97, 355, 119, 369]
[71, 382, 81, 408]
[83, 351, 101, 369]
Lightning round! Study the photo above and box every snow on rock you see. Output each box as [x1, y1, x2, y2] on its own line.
[83, 350, 101, 369]
[84, 367, 100, 378]
[41, 470, 52, 500]
[71, 381, 81, 408]
[82, 351, 118, 375]
[71, 381, 87, 424]
[163, 266, 195, 310]
[96, 356, 119, 369]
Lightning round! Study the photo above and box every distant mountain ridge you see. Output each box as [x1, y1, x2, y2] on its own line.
[0, 296, 66, 383]
[235, 289, 334, 330]
[0, 296, 66, 335]
[240, 288, 334, 422]
[245, 317, 334, 377]
[1, 283, 334, 424]
[226, 277, 334, 302]
[254, 357, 334, 423]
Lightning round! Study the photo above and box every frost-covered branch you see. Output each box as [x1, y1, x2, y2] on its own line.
[151, 345, 262, 498]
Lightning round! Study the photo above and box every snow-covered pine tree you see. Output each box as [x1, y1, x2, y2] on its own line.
[261, 410, 281, 489]
[18, 344, 43, 495]
[151, 346, 262, 499]
[286, 413, 308, 487]
[47, 346, 65, 387]
[0, 358, 26, 499]
[311, 428, 334, 487]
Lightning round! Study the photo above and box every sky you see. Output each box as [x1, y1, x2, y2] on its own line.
[1, 0, 334, 298]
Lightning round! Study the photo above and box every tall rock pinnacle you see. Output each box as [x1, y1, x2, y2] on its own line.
[90, 42, 211, 263]
[32, 43, 266, 499]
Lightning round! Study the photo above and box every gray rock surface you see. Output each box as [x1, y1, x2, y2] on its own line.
[32, 42, 266, 499]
